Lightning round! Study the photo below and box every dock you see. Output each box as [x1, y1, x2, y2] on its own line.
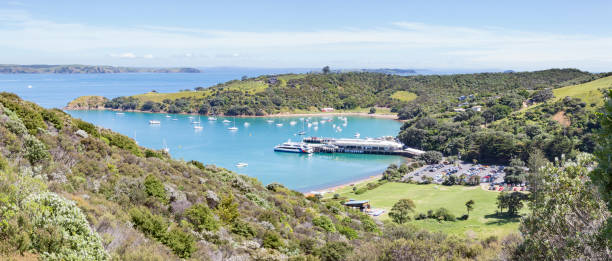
[302, 136, 424, 157]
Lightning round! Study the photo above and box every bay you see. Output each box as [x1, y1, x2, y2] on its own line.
[68, 110, 404, 192]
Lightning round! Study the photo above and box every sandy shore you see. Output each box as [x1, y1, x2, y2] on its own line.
[64, 107, 400, 120]
[304, 174, 383, 196]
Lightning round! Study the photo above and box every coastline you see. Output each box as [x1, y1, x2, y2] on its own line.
[64, 107, 400, 120]
[303, 174, 383, 196]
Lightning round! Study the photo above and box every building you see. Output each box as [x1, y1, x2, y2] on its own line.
[321, 107, 334, 112]
[471, 105, 482, 112]
[344, 200, 370, 211]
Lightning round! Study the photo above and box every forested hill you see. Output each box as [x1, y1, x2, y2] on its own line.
[67, 68, 605, 117]
[0, 64, 201, 74]
[0, 93, 508, 260]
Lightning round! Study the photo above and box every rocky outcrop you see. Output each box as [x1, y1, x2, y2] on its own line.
[64, 96, 108, 110]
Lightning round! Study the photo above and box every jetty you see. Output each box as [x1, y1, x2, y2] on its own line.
[301, 136, 424, 157]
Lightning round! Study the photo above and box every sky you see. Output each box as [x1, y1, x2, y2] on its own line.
[0, 0, 611, 71]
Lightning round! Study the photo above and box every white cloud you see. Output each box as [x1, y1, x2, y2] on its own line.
[110, 52, 137, 59]
[0, 10, 611, 70]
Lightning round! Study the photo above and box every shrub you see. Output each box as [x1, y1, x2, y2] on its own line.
[360, 216, 378, 232]
[102, 132, 141, 156]
[144, 175, 168, 203]
[312, 215, 336, 232]
[231, 220, 256, 238]
[130, 207, 168, 240]
[262, 231, 284, 250]
[434, 208, 456, 221]
[417, 151, 443, 164]
[73, 119, 99, 137]
[41, 109, 63, 130]
[184, 203, 219, 232]
[317, 241, 352, 261]
[144, 149, 163, 159]
[217, 193, 239, 224]
[164, 227, 196, 258]
[336, 225, 358, 240]
[415, 213, 427, 220]
[24, 135, 50, 164]
[23, 192, 108, 260]
[0, 154, 8, 171]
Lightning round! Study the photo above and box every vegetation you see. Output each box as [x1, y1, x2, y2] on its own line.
[389, 199, 416, 224]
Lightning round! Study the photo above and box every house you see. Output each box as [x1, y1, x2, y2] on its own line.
[458, 95, 466, 101]
[321, 107, 334, 112]
[471, 105, 482, 112]
[344, 200, 370, 212]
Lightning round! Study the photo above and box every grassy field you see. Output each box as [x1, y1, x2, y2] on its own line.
[132, 80, 269, 103]
[553, 75, 612, 107]
[391, 91, 418, 102]
[333, 182, 523, 238]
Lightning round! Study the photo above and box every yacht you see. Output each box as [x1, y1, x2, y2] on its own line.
[244, 122, 250, 127]
[222, 119, 231, 123]
[266, 119, 274, 123]
[354, 132, 360, 138]
[191, 116, 201, 124]
[297, 131, 306, 135]
[274, 141, 313, 154]
[149, 120, 161, 124]
[276, 123, 283, 127]
[290, 121, 297, 126]
[208, 116, 217, 121]
[165, 115, 171, 118]
[116, 112, 125, 115]
[228, 117, 238, 131]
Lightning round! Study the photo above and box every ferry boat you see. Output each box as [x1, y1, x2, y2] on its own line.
[149, 120, 161, 124]
[274, 141, 313, 154]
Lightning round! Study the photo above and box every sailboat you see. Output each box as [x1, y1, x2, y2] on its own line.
[193, 120, 203, 130]
[297, 120, 306, 135]
[191, 116, 201, 124]
[228, 117, 238, 131]
[162, 139, 170, 153]
[208, 115, 217, 121]
[266, 119, 274, 123]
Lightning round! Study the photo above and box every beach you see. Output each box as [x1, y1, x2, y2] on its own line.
[304, 174, 383, 196]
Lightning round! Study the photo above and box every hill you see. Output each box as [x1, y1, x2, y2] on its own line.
[1, 93, 508, 260]
[553, 75, 612, 108]
[67, 68, 602, 118]
[0, 64, 201, 74]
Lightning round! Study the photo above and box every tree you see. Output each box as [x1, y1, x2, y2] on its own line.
[516, 154, 611, 260]
[417, 151, 443, 164]
[591, 89, 612, 243]
[531, 88, 554, 102]
[465, 200, 475, 216]
[389, 199, 416, 224]
[322, 66, 330, 74]
[369, 107, 376, 114]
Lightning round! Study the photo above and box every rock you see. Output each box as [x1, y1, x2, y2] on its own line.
[75, 129, 89, 138]
[198, 177, 207, 184]
[206, 190, 220, 209]
[164, 184, 186, 202]
[170, 199, 192, 214]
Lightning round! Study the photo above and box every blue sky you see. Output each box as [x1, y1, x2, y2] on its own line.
[1, 0, 611, 71]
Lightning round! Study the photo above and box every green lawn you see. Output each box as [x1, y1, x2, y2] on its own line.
[333, 182, 523, 238]
[553, 75, 612, 108]
[391, 91, 418, 102]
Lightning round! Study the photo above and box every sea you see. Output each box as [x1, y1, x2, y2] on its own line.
[0, 68, 404, 192]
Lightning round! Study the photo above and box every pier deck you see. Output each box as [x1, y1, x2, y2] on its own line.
[302, 137, 424, 157]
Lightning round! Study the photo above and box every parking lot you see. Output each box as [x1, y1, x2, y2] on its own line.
[402, 161, 506, 185]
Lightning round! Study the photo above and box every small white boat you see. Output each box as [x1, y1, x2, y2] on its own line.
[298, 131, 306, 135]
[337, 127, 342, 132]
[149, 120, 161, 124]
[354, 132, 360, 138]
[228, 117, 238, 131]
[236, 162, 248, 167]
[244, 122, 250, 127]
[165, 115, 171, 118]
[223, 119, 231, 123]
[116, 112, 125, 115]
[276, 123, 283, 127]
[313, 126, 319, 130]
[307, 123, 312, 128]
[194, 125, 203, 130]
[27, 85, 32, 89]
[290, 121, 297, 126]
[208, 117, 217, 121]
[312, 122, 318, 125]
[266, 120, 274, 123]
[191, 116, 201, 124]
[172, 118, 178, 121]
[320, 120, 325, 124]
[188, 116, 194, 119]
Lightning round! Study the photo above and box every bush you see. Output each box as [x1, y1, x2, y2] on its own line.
[317, 241, 352, 261]
[414, 213, 427, 220]
[217, 193, 239, 224]
[24, 135, 50, 164]
[262, 231, 284, 250]
[144, 175, 168, 203]
[417, 151, 443, 164]
[130, 207, 168, 240]
[231, 220, 256, 238]
[184, 203, 219, 232]
[434, 208, 456, 221]
[336, 224, 358, 240]
[41, 109, 64, 130]
[312, 215, 336, 232]
[144, 149, 163, 159]
[164, 227, 196, 258]
[102, 132, 141, 156]
[73, 119, 99, 137]
[369, 107, 376, 114]
[360, 216, 378, 232]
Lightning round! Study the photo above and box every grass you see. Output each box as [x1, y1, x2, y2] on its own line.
[553, 75, 612, 108]
[333, 182, 523, 238]
[391, 91, 418, 102]
[132, 80, 269, 103]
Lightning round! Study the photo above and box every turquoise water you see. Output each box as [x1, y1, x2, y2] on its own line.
[68, 110, 404, 191]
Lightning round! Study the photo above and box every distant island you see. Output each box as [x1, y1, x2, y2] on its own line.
[358, 68, 417, 75]
[0, 64, 201, 74]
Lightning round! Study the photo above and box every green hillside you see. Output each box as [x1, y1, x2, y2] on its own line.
[553, 75, 612, 107]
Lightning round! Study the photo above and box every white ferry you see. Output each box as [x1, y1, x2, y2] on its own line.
[149, 120, 161, 124]
[274, 141, 313, 154]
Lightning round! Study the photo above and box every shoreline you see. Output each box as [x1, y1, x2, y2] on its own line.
[303, 174, 383, 196]
[64, 107, 400, 120]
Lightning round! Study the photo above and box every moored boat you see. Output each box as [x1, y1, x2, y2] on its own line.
[273, 141, 313, 154]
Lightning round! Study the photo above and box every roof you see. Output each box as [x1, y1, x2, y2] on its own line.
[332, 138, 403, 148]
[344, 200, 369, 205]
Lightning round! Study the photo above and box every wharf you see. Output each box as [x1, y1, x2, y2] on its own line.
[302, 137, 424, 157]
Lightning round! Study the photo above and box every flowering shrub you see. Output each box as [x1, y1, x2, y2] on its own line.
[24, 192, 108, 260]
